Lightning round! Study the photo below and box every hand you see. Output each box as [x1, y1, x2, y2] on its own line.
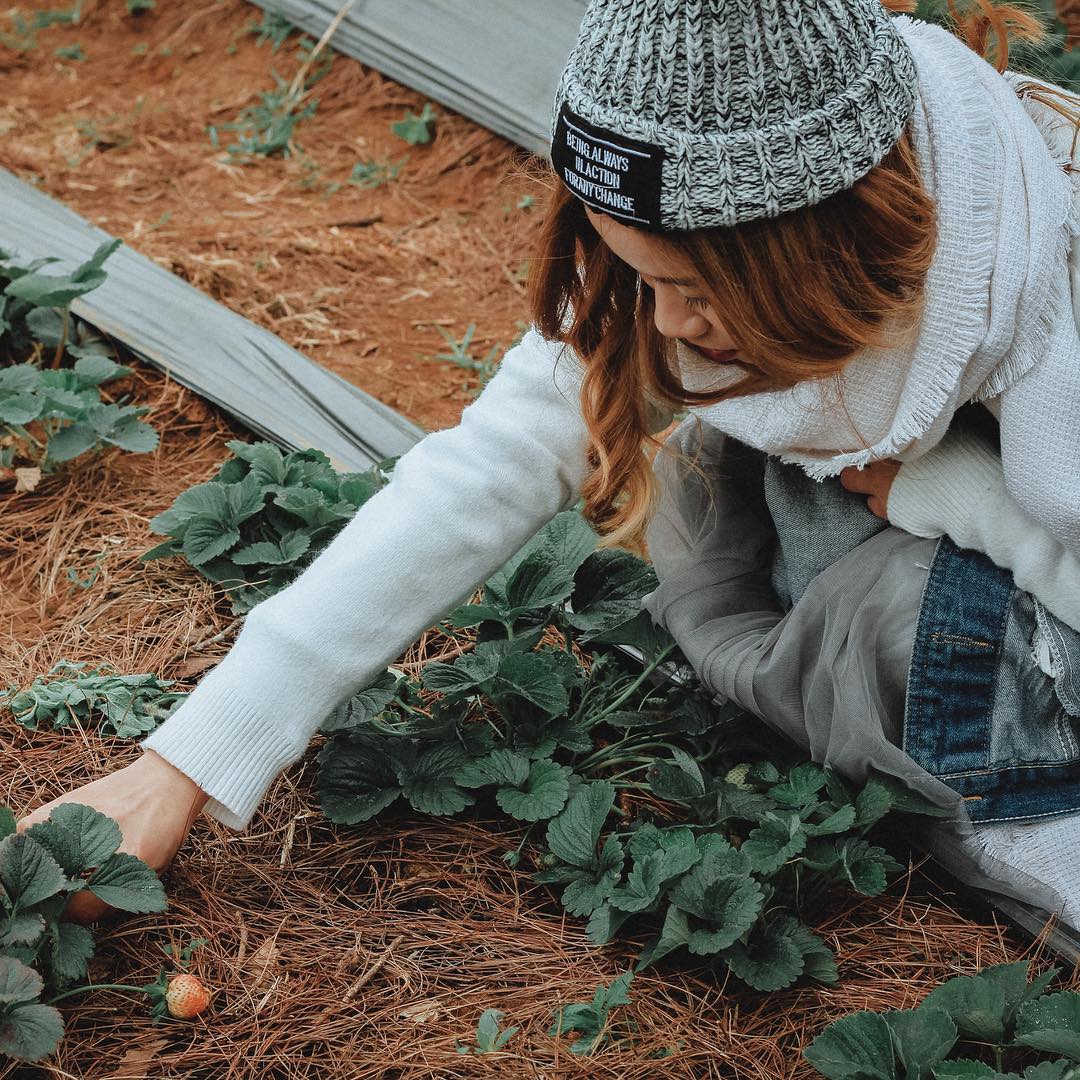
[15, 750, 210, 925]
[839, 459, 902, 520]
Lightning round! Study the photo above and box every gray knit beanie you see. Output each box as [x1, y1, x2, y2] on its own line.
[550, 0, 919, 230]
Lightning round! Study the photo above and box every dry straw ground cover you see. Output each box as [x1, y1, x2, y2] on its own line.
[2, 1, 1079, 1077]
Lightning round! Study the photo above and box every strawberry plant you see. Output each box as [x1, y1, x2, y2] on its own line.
[308, 506, 952, 991]
[455, 1008, 519, 1055]
[151, 457, 951, 992]
[548, 971, 635, 1055]
[1, 661, 186, 739]
[805, 958, 1080, 1078]
[0, 803, 168, 1063]
[140, 439, 395, 614]
[0, 239, 158, 481]
[391, 103, 438, 145]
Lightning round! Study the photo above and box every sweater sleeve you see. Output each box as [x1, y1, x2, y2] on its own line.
[994, 309, 1080, 557]
[139, 328, 591, 831]
[888, 428, 1080, 631]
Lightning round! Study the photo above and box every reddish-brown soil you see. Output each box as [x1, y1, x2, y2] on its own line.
[0, 3, 1075, 1079]
[1, 0, 546, 434]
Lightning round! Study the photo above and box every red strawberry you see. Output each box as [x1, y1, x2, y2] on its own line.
[165, 974, 211, 1019]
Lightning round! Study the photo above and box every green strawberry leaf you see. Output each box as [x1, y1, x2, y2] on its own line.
[740, 811, 807, 874]
[86, 852, 167, 913]
[546, 781, 616, 869]
[0, 1001, 65, 1063]
[883, 1008, 957, 1078]
[495, 760, 572, 822]
[0, 913, 45, 948]
[1015, 992, 1080, 1058]
[0, 835, 67, 911]
[23, 803, 122, 876]
[317, 733, 402, 823]
[48, 920, 94, 983]
[803, 1010, 898, 1080]
[560, 834, 623, 916]
[0, 955, 43, 1004]
[723, 920, 806, 992]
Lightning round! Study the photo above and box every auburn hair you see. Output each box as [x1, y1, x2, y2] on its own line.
[526, 0, 1050, 555]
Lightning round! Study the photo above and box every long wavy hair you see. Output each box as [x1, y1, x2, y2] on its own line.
[526, 0, 1054, 555]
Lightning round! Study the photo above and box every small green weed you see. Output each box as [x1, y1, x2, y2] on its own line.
[349, 158, 402, 189]
[248, 8, 295, 51]
[53, 42, 84, 61]
[0, 5, 80, 51]
[392, 102, 438, 145]
[549, 973, 635, 1055]
[425, 324, 501, 397]
[125, 0, 154, 12]
[455, 1008, 519, 1054]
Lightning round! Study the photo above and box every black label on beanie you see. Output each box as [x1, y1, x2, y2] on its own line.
[552, 103, 664, 229]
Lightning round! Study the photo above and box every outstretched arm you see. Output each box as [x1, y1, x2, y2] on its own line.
[140, 328, 591, 831]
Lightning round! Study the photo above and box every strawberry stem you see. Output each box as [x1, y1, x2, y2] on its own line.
[46, 982, 154, 1005]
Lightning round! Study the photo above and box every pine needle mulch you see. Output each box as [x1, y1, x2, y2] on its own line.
[2, 357, 1078, 1080]
[2, 2, 1079, 1076]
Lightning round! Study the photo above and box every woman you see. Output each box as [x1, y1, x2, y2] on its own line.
[18, 0, 1080, 925]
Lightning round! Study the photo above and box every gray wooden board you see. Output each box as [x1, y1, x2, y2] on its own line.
[0, 169, 424, 471]
[248, 0, 587, 156]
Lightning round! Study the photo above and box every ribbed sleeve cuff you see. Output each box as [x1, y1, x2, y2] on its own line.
[139, 680, 304, 832]
[888, 433, 1002, 543]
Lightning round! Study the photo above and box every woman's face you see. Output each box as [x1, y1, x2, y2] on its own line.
[584, 205, 740, 364]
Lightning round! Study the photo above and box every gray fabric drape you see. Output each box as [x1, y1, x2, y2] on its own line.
[643, 417, 1070, 919]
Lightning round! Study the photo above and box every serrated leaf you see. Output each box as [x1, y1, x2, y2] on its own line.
[635, 903, 693, 970]
[103, 415, 158, 454]
[803, 1010, 898, 1080]
[931, 1062, 999, 1079]
[685, 878, 765, 955]
[723, 921, 805, 992]
[842, 838, 902, 897]
[71, 352, 122, 384]
[0, 1001, 64, 1063]
[920, 973, 1008, 1044]
[546, 781, 615, 869]
[884, 1008, 957, 1079]
[1015, 992, 1080, 1058]
[181, 515, 240, 566]
[421, 647, 501, 696]
[49, 920, 94, 982]
[317, 733, 402, 823]
[503, 510, 596, 612]
[0, 835, 67, 911]
[490, 650, 571, 716]
[86, 852, 166, 913]
[495, 760, 571, 822]
[230, 531, 310, 566]
[805, 804, 858, 837]
[741, 811, 807, 874]
[770, 762, 826, 807]
[568, 548, 656, 640]
[44, 422, 98, 463]
[23, 803, 122, 876]
[0, 809, 15, 841]
[854, 779, 893, 829]
[0, 956, 43, 1005]
[586, 901, 633, 945]
[560, 834, 623, 916]
[0, 913, 44, 948]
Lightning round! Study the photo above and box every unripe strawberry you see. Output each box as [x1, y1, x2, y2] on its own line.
[165, 974, 211, 1019]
